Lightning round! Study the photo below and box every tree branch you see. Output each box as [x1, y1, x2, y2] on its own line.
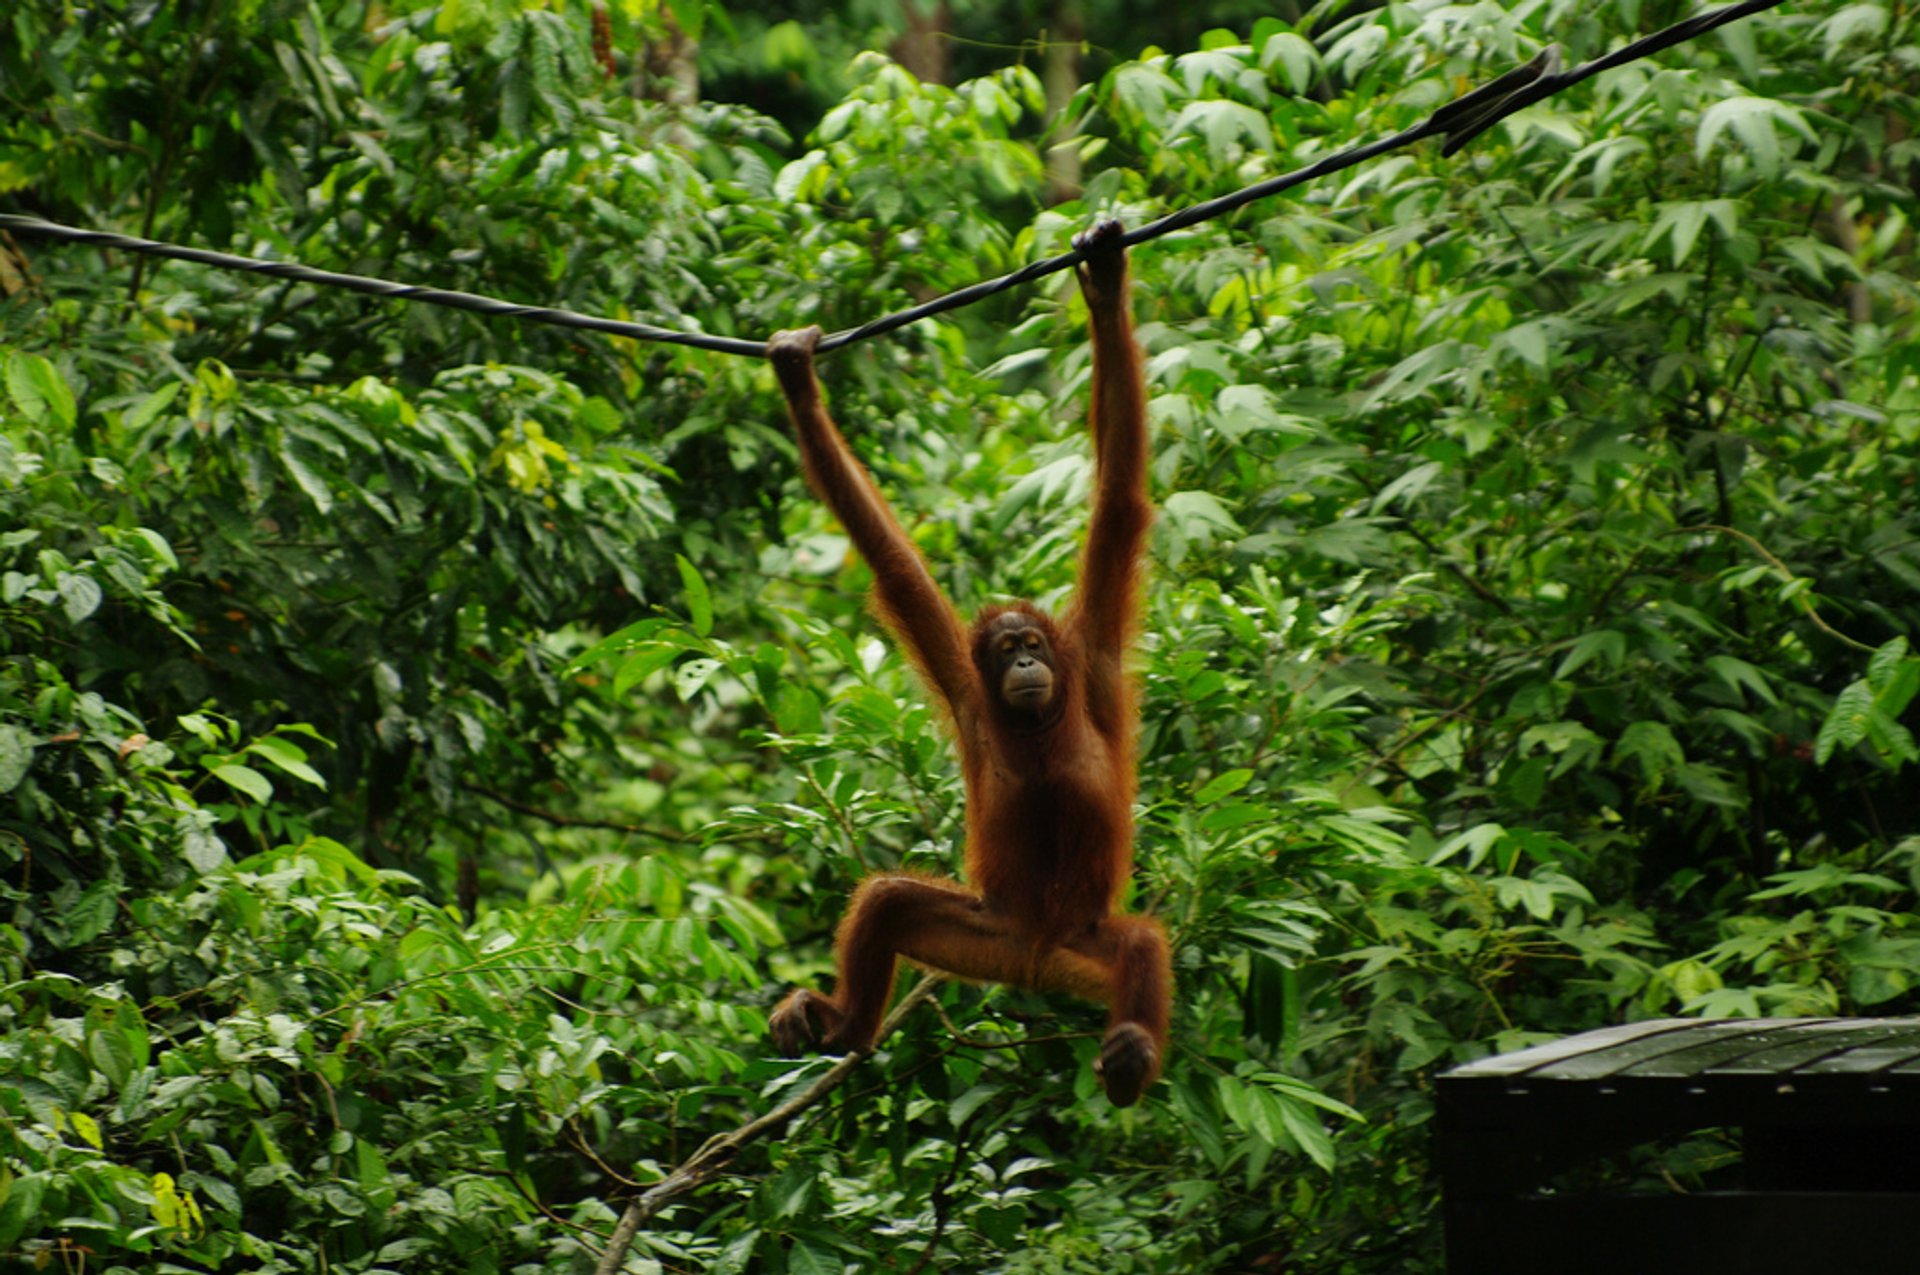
[589, 974, 943, 1275]
[460, 782, 688, 840]
[1672, 524, 1875, 652]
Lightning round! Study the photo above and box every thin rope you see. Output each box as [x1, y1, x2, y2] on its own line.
[0, 224, 768, 358]
[0, 0, 1784, 359]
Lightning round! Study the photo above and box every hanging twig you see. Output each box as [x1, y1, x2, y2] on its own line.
[1670, 523, 1877, 653]
[459, 782, 690, 840]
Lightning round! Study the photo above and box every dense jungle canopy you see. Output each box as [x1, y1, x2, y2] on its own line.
[2, 0, 1918, 1270]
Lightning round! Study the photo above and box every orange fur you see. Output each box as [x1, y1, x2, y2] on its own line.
[764, 223, 1169, 1105]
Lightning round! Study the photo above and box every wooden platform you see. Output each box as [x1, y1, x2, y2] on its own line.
[1436, 1018, 1920, 1274]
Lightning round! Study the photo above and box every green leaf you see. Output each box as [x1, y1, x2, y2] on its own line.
[568, 618, 667, 673]
[1749, 864, 1901, 899]
[128, 527, 179, 570]
[1664, 958, 1723, 1003]
[1259, 31, 1319, 93]
[1431, 822, 1506, 870]
[1777, 236, 1856, 287]
[0, 724, 32, 794]
[774, 149, 831, 202]
[56, 572, 102, 623]
[1695, 96, 1813, 179]
[1604, 273, 1697, 314]
[975, 1202, 1027, 1245]
[1704, 655, 1778, 706]
[1275, 1093, 1337, 1172]
[1195, 768, 1254, 803]
[1701, 707, 1770, 751]
[1318, 813, 1409, 856]
[1169, 99, 1273, 166]
[1677, 763, 1746, 809]
[950, 1082, 1001, 1126]
[774, 681, 824, 734]
[88, 1023, 135, 1089]
[1253, 1071, 1364, 1122]
[713, 1230, 758, 1275]
[1514, 870, 1594, 918]
[179, 815, 228, 873]
[1820, 3, 1889, 59]
[1650, 200, 1706, 265]
[676, 554, 713, 636]
[210, 762, 274, 803]
[1216, 1074, 1267, 1141]
[68, 1110, 104, 1151]
[1816, 680, 1875, 763]
[374, 1239, 434, 1263]
[246, 736, 327, 788]
[787, 1241, 838, 1275]
[1363, 340, 1467, 407]
[66, 883, 117, 945]
[0, 1169, 46, 1246]
[673, 658, 722, 703]
[1866, 713, 1918, 764]
[1212, 384, 1314, 441]
[1866, 636, 1910, 686]
[1615, 721, 1684, 784]
[1201, 800, 1271, 833]
[1555, 630, 1625, 680]
[764, 21, 813, 72]
[1111, 64, 1179, 125]
[665, 0, 706, 40]
[1324, 22, 1386, 77]
[1848, 962, 1911, 1007]
[1520, 722, 1605, 780]
[1506, 321, 1550, 370]
[278, 444, 334, 513]
[122, 381, 181, 432]
[5, 351, 77, 428]
[1161, 490, 1243, 565]
[637, 856, 687, 917]
[1867, 639, 1920, 719]
[615, 644, 682, 697]
[1372, 461, 1445, 512]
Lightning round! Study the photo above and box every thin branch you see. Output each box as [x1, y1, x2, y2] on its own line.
[565, 1116, 645, 1192]
[1671, 523, 1875, 652]
[929, 998, 1095, 1051]
[902, 1115, 973, 1275]
[589, 974, 943, 1275]
[460, 782, 688, 840]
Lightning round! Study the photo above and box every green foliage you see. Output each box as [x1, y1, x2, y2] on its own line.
[2, 0, 1918, 1271]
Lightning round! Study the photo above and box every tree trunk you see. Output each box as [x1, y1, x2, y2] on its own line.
[590, 2, 617, 79]
[1043, 0, 1086, 204]
[1825, 196, 1870, 325]
[641, 10, 698, 107]
[891, 0, 951, 84]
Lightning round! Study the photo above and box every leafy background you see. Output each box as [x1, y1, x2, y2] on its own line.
[2, 0, 1917, 1270]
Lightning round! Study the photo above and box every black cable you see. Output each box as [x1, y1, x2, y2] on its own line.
[0, 223, 768, 357]
[0, 0, 1784, 360]
[1438, 0, 1787, 155]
